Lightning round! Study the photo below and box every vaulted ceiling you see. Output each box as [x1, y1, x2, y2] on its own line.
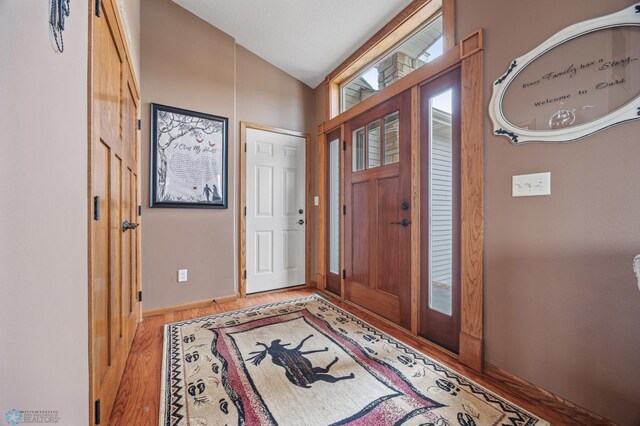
[171, 0, 413, 88]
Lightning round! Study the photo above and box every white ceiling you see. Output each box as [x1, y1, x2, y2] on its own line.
[171, 0, 413, 88]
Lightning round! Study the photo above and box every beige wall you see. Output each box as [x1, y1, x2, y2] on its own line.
[455, 1, 640, 424]
[141, 0, 315, 310]
[0, 1, 89, 424]
[313, 2, 640, 424]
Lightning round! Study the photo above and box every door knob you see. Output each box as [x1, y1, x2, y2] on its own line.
[401, 202, 409, 210]
[298, 219, 305, 225]
[299, 209, 304, 214]
[122, 220, 139, 232]
[390, 219, 410, 227]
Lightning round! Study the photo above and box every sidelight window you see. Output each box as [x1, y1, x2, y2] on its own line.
[427, 89, 454, 316]
[328, 138, 340, 275]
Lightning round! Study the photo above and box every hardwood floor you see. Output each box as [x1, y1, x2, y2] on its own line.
[110, 287, 588, 425]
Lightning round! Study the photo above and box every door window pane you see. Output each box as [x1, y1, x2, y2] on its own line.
[352, 127, 365, 171]
[428, 89, 453, 316]
[367, 120, 381, 168]
[383, 111, 400, 164]
[329, 138, 340, 274]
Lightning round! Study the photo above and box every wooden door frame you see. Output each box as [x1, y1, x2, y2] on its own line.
[239, 122, 312, 298]
[87, 0, 142, 423]
[317, 30, 484, 372]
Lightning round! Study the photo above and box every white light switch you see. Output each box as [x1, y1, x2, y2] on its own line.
[512, 172, 551, 197]
[314, 196, 319, 206]
[178, 269, 188, 282]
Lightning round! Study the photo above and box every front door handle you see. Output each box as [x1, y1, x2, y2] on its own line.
[122, 220, 139, 232]
[298, 219, 305, 225]
[390, 219, 410, 227]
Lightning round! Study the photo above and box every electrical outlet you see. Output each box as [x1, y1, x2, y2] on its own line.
[512, 172, 551, 197]
[178, 269, 188, 282]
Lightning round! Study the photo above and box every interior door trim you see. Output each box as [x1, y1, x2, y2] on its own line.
[239, 122, 312, 297]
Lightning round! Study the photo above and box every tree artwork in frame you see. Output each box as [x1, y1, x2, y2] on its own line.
[150, 103, 228, 208]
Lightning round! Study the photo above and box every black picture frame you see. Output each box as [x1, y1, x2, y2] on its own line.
[150, 103, 228, 209]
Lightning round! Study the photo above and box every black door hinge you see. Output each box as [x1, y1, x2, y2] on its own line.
[342, 205, 346, 215]
[95, 0, 101, 17]
[94, 196, 100, 221]
[137, 119, 141, 130]
[138, 205, 142, 216]
[244, 143, 247, 152]
[138, 290, 142, 302]
[95, 399, 101, 424]
[243, 270, 247, 279]
[243, 206, 246, 216]
[343, 141, 346, 151]
[342, 270, 346, 279]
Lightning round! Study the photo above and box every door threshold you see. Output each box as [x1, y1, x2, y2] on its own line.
[245, 284, 309, 298]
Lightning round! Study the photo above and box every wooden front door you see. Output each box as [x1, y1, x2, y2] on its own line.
[89, 0, 141, 423]
[344, 92, 412, 329]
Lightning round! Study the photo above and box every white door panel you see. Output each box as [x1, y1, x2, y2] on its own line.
[247, 128, 306, 293]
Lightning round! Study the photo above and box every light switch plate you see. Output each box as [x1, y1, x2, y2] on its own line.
[512, 172, 551, 197]
[178, 269, 188, 282]
[314, 196, 319, 206]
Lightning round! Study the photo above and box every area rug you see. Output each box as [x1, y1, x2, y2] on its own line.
[160, 295, 548, 425]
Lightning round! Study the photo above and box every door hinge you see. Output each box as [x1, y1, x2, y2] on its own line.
[342, 205, 346, 215]
[342, 270, 346, 279]
[243, 206, 246, 216]
[138, 205, 142, 216]
[95, 0, 101, 17]
[95, 399, 101, 424]
[138, 290, 142, 302]
[343, 141, 346, 151]
[137, 119, 141, 130]
[243, 270, 247, 279]
[93, 196, 100, 221]
[244, 143, 247, 152]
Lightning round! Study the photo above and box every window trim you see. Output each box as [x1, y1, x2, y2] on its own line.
[324, 0, 455, 120]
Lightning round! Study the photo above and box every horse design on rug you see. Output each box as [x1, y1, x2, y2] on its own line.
[245, 334, 355, 388]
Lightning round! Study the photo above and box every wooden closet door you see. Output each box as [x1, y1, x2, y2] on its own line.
[344, 91, 412, 329]
[90, 0, 141, 423]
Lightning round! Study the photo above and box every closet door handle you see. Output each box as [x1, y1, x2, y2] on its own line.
[122, 220, 139, 232]
[390, 219, 410, 227]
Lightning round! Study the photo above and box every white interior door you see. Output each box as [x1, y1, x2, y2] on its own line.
[246, 128, 306, 294]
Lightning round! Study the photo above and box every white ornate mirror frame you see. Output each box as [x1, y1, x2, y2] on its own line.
[489, 3, 640, 144]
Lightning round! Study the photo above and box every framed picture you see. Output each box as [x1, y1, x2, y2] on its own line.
[150, 103, 228, 208]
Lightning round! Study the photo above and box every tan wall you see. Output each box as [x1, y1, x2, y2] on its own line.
[312, 2, 640, 424]
[455, 1, 640, 424]
[0, 0, 89, 424]
[141, 0, 315, 310]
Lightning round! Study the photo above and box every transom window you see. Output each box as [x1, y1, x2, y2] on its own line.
[341, 14, 444, 113]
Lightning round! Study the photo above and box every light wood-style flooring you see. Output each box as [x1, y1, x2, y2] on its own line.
[109, 287, 586, 425]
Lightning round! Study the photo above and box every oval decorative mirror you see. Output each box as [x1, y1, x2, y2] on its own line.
[489, 4, 640, 143]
